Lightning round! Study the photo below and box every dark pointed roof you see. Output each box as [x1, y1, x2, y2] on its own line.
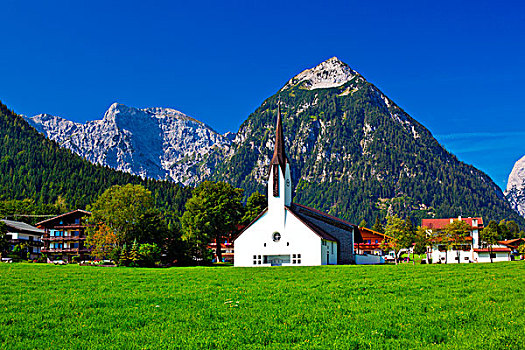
[270, 103, 289, 175]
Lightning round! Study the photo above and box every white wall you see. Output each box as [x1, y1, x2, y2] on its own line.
[431, 247, 474, 264]
[475, 252, 510, 263]
[234, 210, 324, 267]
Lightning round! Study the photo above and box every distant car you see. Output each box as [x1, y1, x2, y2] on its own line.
[384, 255, 396, 262]
[53, 260, 67, 265]
[1, 258, 13, 263]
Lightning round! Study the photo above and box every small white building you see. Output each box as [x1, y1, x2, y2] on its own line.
[1, 219, 45, 259]
[423, 217, 511, 263]
[234, 104, 362, 267]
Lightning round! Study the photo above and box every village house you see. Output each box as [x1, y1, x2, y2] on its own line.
[234, 105, 362, 267]
[37, 209, 91, 262]
[1, 219, 45, 260]
[355, 227, 391, 255]
[423, 217, 511, 263]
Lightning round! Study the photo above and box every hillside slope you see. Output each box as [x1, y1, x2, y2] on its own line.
[0, 101, 190, 213]
[212, 57, 524, 225]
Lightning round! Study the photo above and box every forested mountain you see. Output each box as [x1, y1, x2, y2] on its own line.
[26, 103, 232, 185]
[0, 101, 191, 215]
[211, 57, 525, 225]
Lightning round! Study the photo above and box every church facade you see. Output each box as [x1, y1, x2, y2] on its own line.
[234, 105, 362, 267]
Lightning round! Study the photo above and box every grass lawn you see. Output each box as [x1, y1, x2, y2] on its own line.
[1, 262, 524, 349]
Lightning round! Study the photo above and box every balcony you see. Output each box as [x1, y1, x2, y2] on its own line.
[41, 247, 90, 253]
[42, 236, 86, 241]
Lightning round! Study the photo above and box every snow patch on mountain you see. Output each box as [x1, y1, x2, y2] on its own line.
[505, 155, 525, 218]
[282, 57, 358, 91]
[26, 103, 233, 185]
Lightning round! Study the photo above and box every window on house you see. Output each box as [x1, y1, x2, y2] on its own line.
[298, 254, 301, 258]
[253, 255, 256, 259]
[292, 260, 296, 264]
[293, 254, 296, 258]
[375, 240, 378, 244]
[264, 243, 266, 247]
[253, 260, 257, 265]
[258, 255, 261, 259]
[297, 259, 301, 264]
[75, 218, 80, 224]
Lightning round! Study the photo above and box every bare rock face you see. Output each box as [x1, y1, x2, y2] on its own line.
[281, 56, 358, 91]
[505, 155, 525, 218]
[26, 103, 232, 185]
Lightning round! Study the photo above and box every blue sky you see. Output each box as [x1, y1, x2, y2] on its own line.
[1, 0, 524, 190]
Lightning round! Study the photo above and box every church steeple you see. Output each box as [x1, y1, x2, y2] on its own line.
[270, 102, 288, 176]
[267, 101, 292, 207]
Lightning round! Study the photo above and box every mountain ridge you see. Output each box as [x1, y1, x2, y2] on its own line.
[26, 103, 233, 185]
[21, 57, 525, 225]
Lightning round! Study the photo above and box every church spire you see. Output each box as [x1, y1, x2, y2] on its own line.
[270, 101, 288, 175]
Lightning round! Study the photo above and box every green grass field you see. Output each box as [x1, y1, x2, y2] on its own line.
[1, 262, 524, 349]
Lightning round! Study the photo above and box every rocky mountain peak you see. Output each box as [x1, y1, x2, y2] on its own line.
[27, 103, 233, 185]
[505, 155, 525, 217]
[282, 56, 359, 91]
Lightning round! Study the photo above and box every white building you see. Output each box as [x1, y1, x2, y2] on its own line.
[1, 219, 45, 259]
[423, 217, 511, 263]
[234, 104, 362, 267]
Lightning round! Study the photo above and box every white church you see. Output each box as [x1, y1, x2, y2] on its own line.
[234, 105, 363, 267]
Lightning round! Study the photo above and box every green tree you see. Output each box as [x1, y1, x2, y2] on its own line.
[137, 243, 161, 267]
[441, 220, 472, 264]
[241, 191, 266, 225]
[480, 220, 500, 263]
[381, 216, 412, 265]
[87, 184, 166, 247]
[129, 240, 140, 267]
[181, 181, 244, 264]
[414, 226, 431, 263]
[359, 219, 368, 228]
[498, 220, 511, 240]
[404, 217, 416, 264]
[372, 215, 384, 233]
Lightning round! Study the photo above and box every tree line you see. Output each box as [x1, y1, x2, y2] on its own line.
[84, 182, 265, 267]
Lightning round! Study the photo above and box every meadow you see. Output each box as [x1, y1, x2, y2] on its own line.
[0, 262, 523, 350]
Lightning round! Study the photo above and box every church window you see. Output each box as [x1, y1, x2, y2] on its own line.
[258, 255, 261, 259]
[264, 243, 266, 247]
[298, 259, 301, 264]
[272, 232, 281, 242]
[253, 260, 256, 265]
[292, 259, 296, 264]
[273, 164, 279, 197]
[258, 261, 261, 264]
[297, 254, 301, 258]
[293, 254, 296, 258]
[287, 242, 289, 246]
[253, 255, 256, 259]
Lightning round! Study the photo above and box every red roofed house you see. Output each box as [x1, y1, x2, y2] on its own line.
[422, 216, 511, 263]
[234, 105, 362, 266]
[355, 227, 391, 255]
